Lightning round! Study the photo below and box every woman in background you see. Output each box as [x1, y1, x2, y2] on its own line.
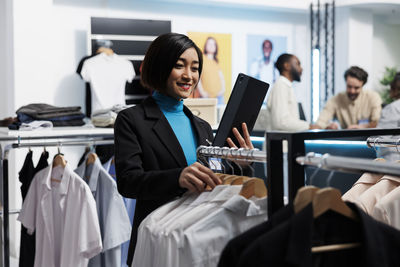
[197, 36, 226, 104]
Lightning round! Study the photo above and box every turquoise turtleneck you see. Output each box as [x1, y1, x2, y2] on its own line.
[152, 91, 198, 165]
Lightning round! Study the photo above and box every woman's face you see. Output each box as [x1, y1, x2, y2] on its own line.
[165, 47, 200, 100]
[205, 38, 217, 55]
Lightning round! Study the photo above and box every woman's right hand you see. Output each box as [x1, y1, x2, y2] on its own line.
[179, 162, 222, 193]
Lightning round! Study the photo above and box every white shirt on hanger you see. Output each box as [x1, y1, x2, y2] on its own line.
[75, 157, 132, 267]
[180, 195, 268, 267]
[18, 164, 102, 267]
[81, 52, 135, 113]
[132, 193, 196, 267]
[153, 185, 242, 267]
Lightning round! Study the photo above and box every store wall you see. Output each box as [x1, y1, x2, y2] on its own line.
[11, 0, 311, 120]
[372, 15, 400, 90]
[334, 7, 374, 94]
[0, 0, 14, 117]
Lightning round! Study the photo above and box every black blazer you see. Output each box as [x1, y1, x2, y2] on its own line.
[114, 96, 213, 265]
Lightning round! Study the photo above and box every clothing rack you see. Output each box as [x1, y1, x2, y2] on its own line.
[366, 137, 400, 149]
[196, 145, 266, 163]
[265, 128, 400, 217]
[296, 152, 400, 177]
[0, 132, 114, 267]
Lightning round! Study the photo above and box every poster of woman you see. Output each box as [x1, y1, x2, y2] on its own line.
[188, 32, 232, 105]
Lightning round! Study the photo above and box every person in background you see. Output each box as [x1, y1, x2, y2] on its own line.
[250, 39, 275, 84]
[311, 66, 382, 129]
[113, 33, 253, 266]
[266, 53, 310, 131]
[196, 36, 226, 104]
[376, 72, 400, 161]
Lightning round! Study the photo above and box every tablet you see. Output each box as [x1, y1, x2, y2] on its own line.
[212, 73, 270, 147]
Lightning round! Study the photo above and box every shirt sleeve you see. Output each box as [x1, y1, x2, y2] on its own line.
[17, 178, 37, 234]
[268, 84, 309, 131]
[126, 60, 135, 83]
[369, 91, 382, 123]
[78, 186, 103, 259]
[80, 61, 91, 83]
[315, 97, 337, 128]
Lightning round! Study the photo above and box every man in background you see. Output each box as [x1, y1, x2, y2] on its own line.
[266, 53, 310, 131]
[376, 72, 400, 161]
[312, 66, 382, 129]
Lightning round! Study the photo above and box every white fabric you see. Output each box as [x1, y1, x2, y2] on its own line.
[75, 157, 132, 267]
[132, 193, 196, 267]
[153, 185, 242, 267]
[18, 163, 102, 267]
[266, 75, 309, 131]
[372, 186, 400, 230]
[249, 58, 275, 85]
[81, 53, 135, 112]
[181, 195, 268, 267]
[19, 120, 53, 131]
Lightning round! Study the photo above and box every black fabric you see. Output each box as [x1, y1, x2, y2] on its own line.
[95, 144, 115, 164]
[237, 203, 400, 267]
[18, 151, 48, 267]
[114, 96, 214, 266]
[76, 55, 95, 117]
[16, 103, 82, 119]
[218, 204, 294, 267]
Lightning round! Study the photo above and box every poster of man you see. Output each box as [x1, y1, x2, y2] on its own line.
[188, 32, 232, 105]
[247, 35, 287, 85]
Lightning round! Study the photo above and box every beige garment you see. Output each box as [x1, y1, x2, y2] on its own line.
[315, 89, 382, 129]
[357, 175, 400, 214]
[372, 185, 400, 230]
[266, 76, 309, 131]
[342, 172, 383, 203]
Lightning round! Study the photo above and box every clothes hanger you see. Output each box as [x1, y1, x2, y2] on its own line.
[86, 152, 98, 165]
[96, 46, 114, 56]
[311, 187, 360, 253]
[222, 175, 238, 185]
[230, 176, 251, 185]
[293, 186, 319, 214]
[52, 145, 66, 168]
[239, 178, 267, 199]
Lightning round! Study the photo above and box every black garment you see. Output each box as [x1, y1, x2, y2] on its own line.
[218, 204, 294, 267]
[76, 55, 96, 117]
[18, 151, 48, 267]
[237, 203, 400, 267]
[114, 96, 214, 265]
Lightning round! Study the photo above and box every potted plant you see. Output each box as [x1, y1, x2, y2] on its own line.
[379, 66, 398, 106]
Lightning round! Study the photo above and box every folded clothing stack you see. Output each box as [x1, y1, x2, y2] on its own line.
[8, 103, 86, 130]
[91, 104, 132, 127]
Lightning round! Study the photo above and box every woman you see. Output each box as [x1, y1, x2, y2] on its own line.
[197, 36, 226, 104]
[114, 33, 252, 266]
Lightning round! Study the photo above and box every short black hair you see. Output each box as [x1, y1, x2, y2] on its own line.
[262, 39, 273, 50]
[274, 53, 293, 74]
[141, 33, 203, 92]
[344, 66, 368, 85]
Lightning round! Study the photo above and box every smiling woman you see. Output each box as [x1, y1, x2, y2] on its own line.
[113, 33, 253, 266]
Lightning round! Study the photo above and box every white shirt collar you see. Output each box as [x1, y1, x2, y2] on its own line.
[279, 75, 293, 87]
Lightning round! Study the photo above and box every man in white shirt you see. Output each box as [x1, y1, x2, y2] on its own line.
[266, 53, 309, 131]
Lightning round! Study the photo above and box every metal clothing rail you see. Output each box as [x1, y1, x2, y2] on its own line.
[196, 145, 266, 163]
[265, 128, 400, 217]
[296, 152, 400, 177]
[366, 137, 400, 149]
[0, 133, 114, 267]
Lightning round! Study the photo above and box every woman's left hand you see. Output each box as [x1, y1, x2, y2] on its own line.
[226, 122, 254, 166]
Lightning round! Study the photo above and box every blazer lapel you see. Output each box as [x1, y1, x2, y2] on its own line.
[184, 106, 212, 146]
[143, 97, 187, 167]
